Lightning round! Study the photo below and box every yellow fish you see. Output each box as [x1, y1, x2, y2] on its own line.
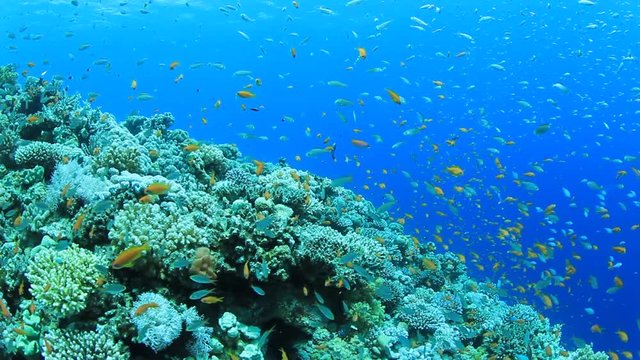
[615, 330, 629, 343]
[385, 88, 402, 105]
[237, 90, 256, 98]
[200, 296, 224, 304]
[279, 348, 289, 360]
[445, 165, 464, 177]
[243, 260, 250, 279]
[357, 47, 367, 59]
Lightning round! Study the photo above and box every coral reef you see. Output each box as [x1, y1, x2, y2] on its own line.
[0, 65, 608, 359]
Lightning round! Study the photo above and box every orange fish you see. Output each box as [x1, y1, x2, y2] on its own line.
[73, 212, 85, 232]
[13, 327, 27, 336]
[144, 182, 171, 195]
[291, 47, 297, 58]
[130, 79, 137, 90]
[26, 115, 40, 123]
[0, 298, 11, 319]
[169, 61, 180, 70]
[138, 194, 156, 204]
[351, 139, 370, 148]
[134, 301, 160, 316]
[111, 243, 151, 269]
[44, 339, 54, 353]
[253, 160, 265, 175]
[612, 245, 626, 254]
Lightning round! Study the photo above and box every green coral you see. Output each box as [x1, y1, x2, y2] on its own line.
[26, 244, 101, 320]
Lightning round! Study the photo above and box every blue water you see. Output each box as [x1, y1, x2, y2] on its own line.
[2, 0, 639, 354]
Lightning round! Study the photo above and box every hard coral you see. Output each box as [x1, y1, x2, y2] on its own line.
[26, 244, 101, 320]
[43, 329, 129, 360]
[13, 141, 81, 173]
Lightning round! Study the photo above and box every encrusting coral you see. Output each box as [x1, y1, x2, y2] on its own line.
[0, 64, 608, 360]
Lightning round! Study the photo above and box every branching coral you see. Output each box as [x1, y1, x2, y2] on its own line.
[43, 329, 129, 360]
[26, 244, 101, 321]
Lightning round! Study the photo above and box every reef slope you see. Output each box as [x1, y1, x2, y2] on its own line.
[0, 65, 606, 360]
